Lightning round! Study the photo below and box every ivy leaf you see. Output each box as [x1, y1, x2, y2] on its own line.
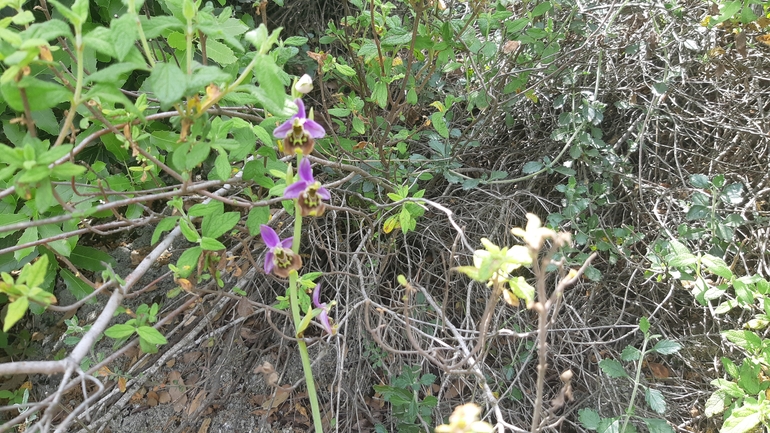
[149, 62, 187, 107]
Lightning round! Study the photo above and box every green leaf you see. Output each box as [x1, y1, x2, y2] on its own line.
[651, 339, 681, 355]
[531, 1, 552, 17]
[20, 255, 48, 289]
[151, 216, 180, 245]
[149, 62, 187, 107]
[335, 64, 357, 77]
[202, 212, 239, 239]
[22, 19, 72, 41]
[175, 247, 202, 278]
[720, 183, 744, 206]
[641, 418, 674, 433]
[200, 236, 226, 251]
[645, 387, 666, 414]
[283, 36, 307, 46]
[214, 151, 231, 181]
[578, 408, 601, 430]
[188, 201, 223, 217]
[371, 81, 388, 109]
[68, 246, 117, 272]
[85, 62, 148, 84]
[104, 323, 136, 339]
[47, 0, 82, 26]
[431, 112, 449, 138]
[620, 345, 641, 361]
[701, 255, 732, 279]
[180, 219, 200, 243]
[721, 404, 762, 433]
[246, 207, 270, 236]
[522, 161, 543, 174]
[639, 316, 650, 334]
[110, 14, 138, 61]
[704, 390, 727, 417]
[0, 76, 71, 111]
[203, 38, 237, 65]
[4, 296, 29, 332]
[598, 359, 628, 379]
[136, 326, 168, 345]
[14, 227, 37, 262]
[352, 116, 365, 135]
[689, 174, 710, 188]
[60, 268, 95, 302]
[252, 54, 286, 112]
[722, 330, 762, 352]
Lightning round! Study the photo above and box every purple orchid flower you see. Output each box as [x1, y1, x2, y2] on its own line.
[260, 224, 302, 278]
[273, 98, 326, 156]
[312, 284, 334, 335]
[284, 158, 331, 217]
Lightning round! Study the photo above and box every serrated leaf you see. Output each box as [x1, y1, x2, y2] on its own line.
[149, 62, 187, 106]
[335, 64, 356, 77]
[645, 387, 666, 414]
[689, 174, 710, 188]
[522, 161, 543, 174]
[599, 359, 628, 378]
[104, 323, 136, 339]
[136, 326, 168, 345]
[701, 255, 732, 279]
[651, 339, 681, 355]
[578, 408, 601, 430]
[620, 345, 641, 361]
[721, 405, 761, 433]
[203, 38, 238, 65]
[722, 330, 762, 352]
[704, 390, 727, 417]
[641, 418, 674, 433]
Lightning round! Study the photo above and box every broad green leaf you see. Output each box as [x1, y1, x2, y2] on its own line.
[188, 201, 223, 217]
[151, 216, 180, 245]
[641, 418, 674, 433]
[136, 326, 168, 345]
[284, 36, 307, 46]
[253, 54, 286, 111]
[508, 276, 534, 307]
[431, 112, 449, 138]
[47, 0, 82, 26]
[202, 212, 239, 239]
[204, 228, 235, 254]
[531, 1, 552, 17]
[0, 76, 71, 111]
[721, 404, 762, 433]
[3, 296, 29, 332]
[700, 255, 732, 279]
[69, 245, 117, 272]
[334, 64, 356, 77]
[598, 359, 628, 379]
[60, 268, 95, 302]
[110, 14, 138, 61]
[711, 378, 745, 398]
[86, 62, 148, 84]
[19, 255, 48, 289]
[704, 389, 727, 417]
[371, 81, 387, 109]
[214, 152, 231, 181]
[14, 227, 37, 262]
[104, 323, 136, 339]
[175, 246, 202, 277]
[720, 183, 744, 205]
[639, 316, 650, 334]
[651, 339, 681, 355]
[148, 62, 187, 106]
[139, 15, 183, 38]
[203, 38, 237, 65]
[578, 408, 600, 430]
[180, 219, 200, 243]
[620, 345, 641, 361]
[246, 207, 270, 236]
[522, 161, 543, 174]
[722, 330, 762, 352]
[21, 19, 72, 41]
[689, 174, 710, 188]
[645, 388, 666, 414]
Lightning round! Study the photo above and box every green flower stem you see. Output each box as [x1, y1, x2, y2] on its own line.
[621, 333, 649, 432]
[289, 193, 323, 433]
[54, 23, 85, 148]
[125, 0, 155, 67]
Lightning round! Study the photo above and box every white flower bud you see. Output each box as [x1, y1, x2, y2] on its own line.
[294, 74, 313, 94]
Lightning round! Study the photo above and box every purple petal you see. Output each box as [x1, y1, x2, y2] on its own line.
[280, 237, 294, 249]
[298, 158, 314, 183]
[317, 186, 331, 200]
[273, 120, 293, 139]
[303, 119, 326, 139]
[318, 310, 333, 335]
[284, 181, 308, 199]
[260, 225, 280, 248]
[264, 251, 274, 274]
[294, 98, 306, 118]
[312, 284, 322, 308]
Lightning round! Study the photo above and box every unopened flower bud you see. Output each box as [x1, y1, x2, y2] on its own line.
[295, 74, 313, 94]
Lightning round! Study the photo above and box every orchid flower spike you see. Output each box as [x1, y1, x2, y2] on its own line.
[284, 158, 331, 217]
[273, 98, 325, 156]
[260, 224, 302, 278]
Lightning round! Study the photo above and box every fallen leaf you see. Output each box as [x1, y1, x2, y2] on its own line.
[197, 418, 211, 433]
[158, 391, 172, 404]
[262, 385, 291, 410]
[237, 297, 254, 318]
[183, 351, 202, 364]
[188, 390, 206, 416]
[147, 391, 159, 407]
[166, 359, 176, 368]
[118, 376, 127, 393]
[648, 362, 671, 379]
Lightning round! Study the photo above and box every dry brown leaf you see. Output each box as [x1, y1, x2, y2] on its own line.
[166, 359, 176, 368]
[240, 327, 260, 340]
[254, 361, 279, 387]
[735, 31, 747, 57]
[503, 40, 520, 54]
[183, 351, 202, 364]
[158, 391, 172, 404]
[118, 376, 127, 393]
[237, 298, 254, 318]
[757, 34, 770, 47]
[262, 385, 290, 410]
[197, 418, 211, 433]
[188, 390, 207, 416]
[147, 391, 159, 407]
[648, 362, 671, 379]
